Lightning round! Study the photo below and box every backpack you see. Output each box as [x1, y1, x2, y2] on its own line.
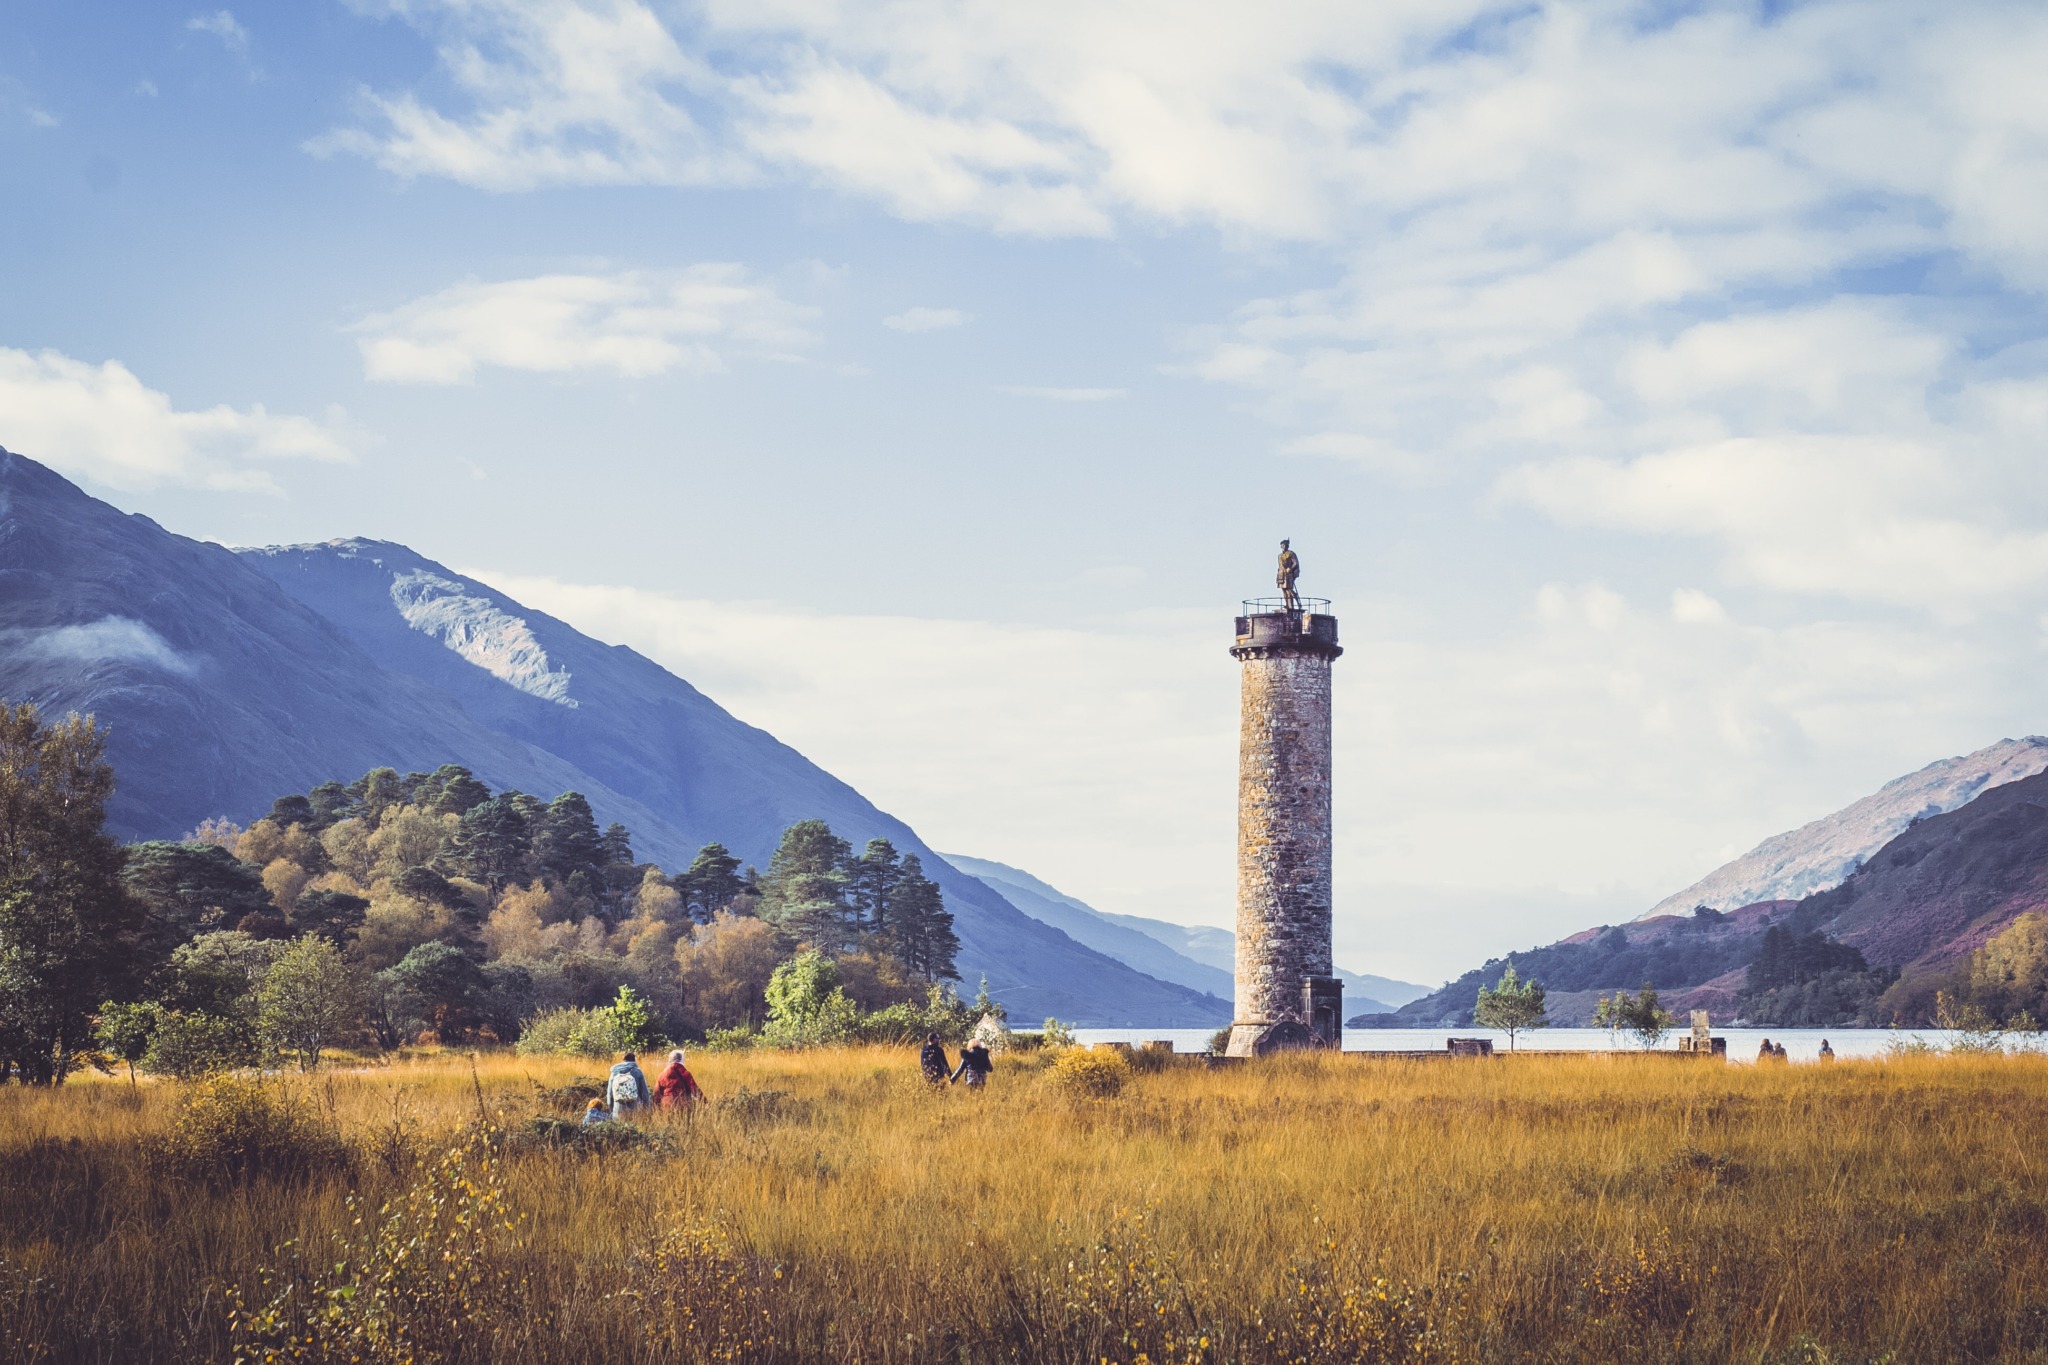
[609, 1069, 641, 1109]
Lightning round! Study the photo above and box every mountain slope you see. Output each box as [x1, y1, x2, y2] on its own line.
[944, 853, 1428, 1012]
[1374, 763, 2048, 1027]
[942, 854, 1235, 1001]
[0, 449, 1224, 1025]
[1639, 737, 2048, 920]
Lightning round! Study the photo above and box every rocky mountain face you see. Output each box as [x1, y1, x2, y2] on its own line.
[944, 853, 1427, 1015]
[1638, 737, 2048, 920]
[0, 448, 1225, 1025]
[1373, 764, 2048, 1027]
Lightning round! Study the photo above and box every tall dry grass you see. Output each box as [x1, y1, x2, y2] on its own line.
[4, 1047, 2048, 1362]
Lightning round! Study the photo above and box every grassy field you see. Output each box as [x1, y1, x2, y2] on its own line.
[3, 1046, 2047, 1363]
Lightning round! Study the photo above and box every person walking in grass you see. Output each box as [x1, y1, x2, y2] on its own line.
[1818, 1038, 1836, 1062]
[919, 1031, 951, 1085]
[581, 1098, 611, 1127]
[653, 1048, 704, 1110]
[608, 1050, 651, 1117]
[950, 1038, 993, 1089]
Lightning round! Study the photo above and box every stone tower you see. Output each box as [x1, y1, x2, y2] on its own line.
[1225, 590, 1342, 1057]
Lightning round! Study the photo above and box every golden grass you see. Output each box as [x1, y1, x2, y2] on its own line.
[5, 1047, 2048, 1362]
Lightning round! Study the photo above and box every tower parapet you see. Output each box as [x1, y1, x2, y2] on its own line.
[1226, 591, 1342, 1057]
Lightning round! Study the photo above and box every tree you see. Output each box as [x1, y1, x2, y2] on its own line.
[95, 1000, 162, 1087]
[763, 949, 860, 1046]
[292, 888, 371, 943]
[892, 855, 960, 982]
[375, 941, 488, 1045]
[0, 705, 149, 1084]
[760, 820, 855, 952]
[257, 936, 369, 1070]
[449, 796, 531, 890]
[1473, 964, 1549, 1051]
[845, 839, 904, 936]
[674, 911, 785, 1029]
[676, 843, 745, 923]
[533, 792, 604, 888]
[423, 765, 491, 818]
[1595, 984, 1675, 1049]
[122, 841, 275, 940]
[599, 822, 634, 867]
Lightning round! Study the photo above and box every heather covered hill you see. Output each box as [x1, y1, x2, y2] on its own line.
[0, 449, 1224, 1025]
[1370, 765, 2048, 1029]
[1638, 736, 2048, 920]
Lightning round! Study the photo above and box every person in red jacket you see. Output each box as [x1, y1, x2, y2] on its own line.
[653, 1048, 704, 1109]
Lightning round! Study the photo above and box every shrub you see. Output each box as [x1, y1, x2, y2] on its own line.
[700, 1024, 757, 1052]
[517, 1116, 665, 1154]
[156, 1075, 349, 1182]
[142, 1011, 257, 1078]
[1041, 1017, 1077, 1049]
[228, 1129, 531, 1360]
[1044, 1045, 1130, 1099]
[515, 1005, 633, 1057]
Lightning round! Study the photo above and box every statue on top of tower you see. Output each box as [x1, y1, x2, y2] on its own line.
[1277, 539, 1301, 614]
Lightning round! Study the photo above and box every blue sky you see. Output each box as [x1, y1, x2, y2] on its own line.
[5, 1, 2048, 981]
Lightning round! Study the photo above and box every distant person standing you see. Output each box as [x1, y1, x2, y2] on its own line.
[608, 1050, 651, 1117]
[1818, 1039, 1836, 1062]
[1774, 1042, 1790, 1061]
[1758, 1038, 1775, 1063]
[951, 1039, 993, 1089]
[653, 1048, 703, 1109]
[919, 1031, 950, 1085]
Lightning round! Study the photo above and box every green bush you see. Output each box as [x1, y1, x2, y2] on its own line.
[142, 1011, 257, 1078]
[701, 1024, 758, 1052]
[1043, 1046, 1130, 1099]
[156, 1075, 350, 1182]
[515, 1006, 634, 1057]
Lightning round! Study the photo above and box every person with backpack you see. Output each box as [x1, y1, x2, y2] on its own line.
[653, 1048, 703, 1110]
[608, 1050, 651, 1117]
[950, 1038, 993, 1089]
[919, 1031, 950, 1085]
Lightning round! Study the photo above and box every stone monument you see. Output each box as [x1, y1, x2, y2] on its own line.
[1225, 544, 1343, 1057]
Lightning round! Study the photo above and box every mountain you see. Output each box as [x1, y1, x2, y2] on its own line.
[0, 448, 1227, 1026]
[1369, 758, 2048, 1028]
[1637, 737, 2048, 920]
[943, 853, 1429, 1013]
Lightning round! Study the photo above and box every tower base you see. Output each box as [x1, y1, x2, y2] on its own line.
[1223, 1019, 1322, 1058]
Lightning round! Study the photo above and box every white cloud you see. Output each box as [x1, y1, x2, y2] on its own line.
[11, 618, 196, 677]
[27, 108, 58, 129]
[1000, 385, 1125, 402]
[187, 10, 250, 53]
[0, 347, 353, 493]
[352, 265, 817, 384]
[883, 306, 967, 332]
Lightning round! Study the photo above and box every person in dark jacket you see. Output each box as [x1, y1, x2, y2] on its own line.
[950, 1038, 993, 1089]
[653, 1048, 704, 1109]
[608, 1051, 651, 1116]
[919, 1032, 950, 1084]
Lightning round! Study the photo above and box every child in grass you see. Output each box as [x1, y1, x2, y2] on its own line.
[581, 1098, 610, 1126]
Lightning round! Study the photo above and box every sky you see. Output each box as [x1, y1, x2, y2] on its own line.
[4, 1, 2048, 983]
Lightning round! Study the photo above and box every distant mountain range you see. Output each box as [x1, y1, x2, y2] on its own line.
[1372, 740, 2048, 1027]
[944, 854, 1429, 1014]
[1638, 737, 2048, 919]
[0, 448, 1226, 1026]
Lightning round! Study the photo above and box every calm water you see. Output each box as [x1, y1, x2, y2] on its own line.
[1070, 1027, 2039, 1062]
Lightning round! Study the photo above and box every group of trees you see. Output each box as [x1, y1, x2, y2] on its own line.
[0, 702, 967, 1083]
[1734, 925, 1897, 1027]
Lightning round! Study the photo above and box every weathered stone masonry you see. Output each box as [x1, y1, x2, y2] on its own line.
[1226, 608, 1342, 1056]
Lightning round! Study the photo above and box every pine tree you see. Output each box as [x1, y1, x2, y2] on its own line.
[675, 843, 744, 922]
[532, 792, 604, 888]
[845, 838, 904, 936]
[760, 820, 855, 953]
[892, 854, 960, 982]
[449, 796, 531, 890]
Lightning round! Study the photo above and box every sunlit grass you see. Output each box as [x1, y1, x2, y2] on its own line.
[6, 1047, 2048, 1361]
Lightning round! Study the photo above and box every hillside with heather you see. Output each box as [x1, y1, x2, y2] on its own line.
[1369, 764, 2048, 1029]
